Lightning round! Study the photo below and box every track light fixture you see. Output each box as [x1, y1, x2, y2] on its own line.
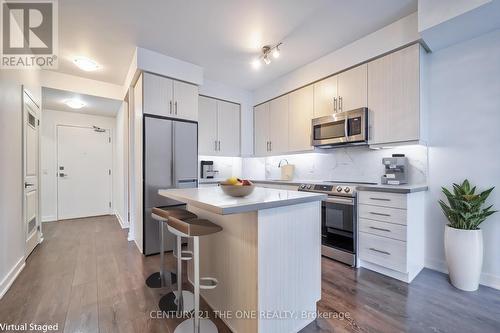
[251, 42, 282, 70]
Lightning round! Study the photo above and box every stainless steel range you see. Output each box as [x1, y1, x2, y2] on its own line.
[298, 181, 374, 266]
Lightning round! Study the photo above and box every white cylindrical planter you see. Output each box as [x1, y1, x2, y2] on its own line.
[444, 225, 483, 291]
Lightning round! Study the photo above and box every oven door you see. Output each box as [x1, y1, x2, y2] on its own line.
[321, 196, 355, 253]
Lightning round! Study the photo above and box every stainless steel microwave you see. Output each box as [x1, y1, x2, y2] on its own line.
[311, 108, 368, 148]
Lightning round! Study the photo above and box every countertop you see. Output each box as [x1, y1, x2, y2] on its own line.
[159, 187, 326, 215]
[198, 179, 427, 193]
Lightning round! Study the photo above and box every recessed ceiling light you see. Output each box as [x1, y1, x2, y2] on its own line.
[65, 99, 86, 109]
[73, 56, 100, 71]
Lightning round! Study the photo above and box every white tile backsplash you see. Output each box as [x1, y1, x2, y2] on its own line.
[242, 145, 428, 184]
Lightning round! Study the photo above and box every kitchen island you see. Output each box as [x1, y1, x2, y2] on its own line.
[159, 187, 326, 333]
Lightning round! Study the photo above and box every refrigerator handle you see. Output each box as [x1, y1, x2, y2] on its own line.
[171, 121, 175, 186]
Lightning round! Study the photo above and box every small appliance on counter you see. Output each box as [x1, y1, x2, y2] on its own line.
[200, 160, 218, 179]
[278, 159, 295, 181]
[381, 154, 408, 185]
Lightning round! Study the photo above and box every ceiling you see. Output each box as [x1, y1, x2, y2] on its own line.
[42, 87, 122, 117]
[53, 0, 417, 90]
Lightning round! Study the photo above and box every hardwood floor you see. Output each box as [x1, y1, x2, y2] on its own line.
[0, 215, 499, 333]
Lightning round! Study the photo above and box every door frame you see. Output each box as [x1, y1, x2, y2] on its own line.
[55, 124, 113, 221]
[22, 87, 42, 258]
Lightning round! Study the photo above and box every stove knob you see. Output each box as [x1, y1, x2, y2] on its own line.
[300, 184, 306, 189]
[344, 187, 351, 193]
[306, 184, 312, 189]
[336, 186, 343, 192]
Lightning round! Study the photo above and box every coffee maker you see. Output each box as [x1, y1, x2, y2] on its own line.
[200, 160, 218, 179]
[381, 154, 408, 185]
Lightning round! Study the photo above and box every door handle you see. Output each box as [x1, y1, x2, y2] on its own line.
[59, 173, 67, 178]
[24, 182, 34, 188]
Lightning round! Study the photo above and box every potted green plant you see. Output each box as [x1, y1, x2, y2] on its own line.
[439, 180, 496, 291]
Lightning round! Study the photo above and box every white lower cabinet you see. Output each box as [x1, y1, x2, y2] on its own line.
[358, 190, 425, 283]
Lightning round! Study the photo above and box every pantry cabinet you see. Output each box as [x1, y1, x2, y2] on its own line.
[143, 72, 198, 121]
[368, 44, 422, 145]
[198, 96, 240, 156]
[289, 86, 313, 152]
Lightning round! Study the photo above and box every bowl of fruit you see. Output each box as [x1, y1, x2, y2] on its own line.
[219, 177, 255, 197]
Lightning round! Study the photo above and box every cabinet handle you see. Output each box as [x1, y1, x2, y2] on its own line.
[339, 96, 343, 111]
[175, 101, 178, 115]
[369, 226, 391, 232]
[369, 248, 391, 255]
[269, 141, 272, 151]
[370, 212, 391, 217]
[333, 97, 337, 112]
[266, 141, 270, 151]
[169, 101, 172, 114]
[215, 140, 218, 151]
[218, 140, 221, 151]
[369, 197, 391, 201]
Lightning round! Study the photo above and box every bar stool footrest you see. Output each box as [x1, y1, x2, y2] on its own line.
[199, 277, 218, 290]
[180, 250, 193, 261]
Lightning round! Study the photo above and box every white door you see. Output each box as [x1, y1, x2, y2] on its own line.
[23, 91, 41, 257]
[254, 103, 270, 156]
[269, 95, 289, 154]
[337, 63, 368, 112]
[217, 100, 240, 156]
[198, 96, 218, 155]
[289, 86, 314, 152]
[173, 80, 198, 121]
[57, 126, 112, 220]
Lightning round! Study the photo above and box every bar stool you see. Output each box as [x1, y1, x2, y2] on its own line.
[146, 207, 196, 290]
[167, 216, 222, 333]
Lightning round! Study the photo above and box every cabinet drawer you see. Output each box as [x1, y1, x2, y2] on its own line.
[359, 191, 407, 209]
[359, 232, 407, 273]
[359, 204, 407, 225]
[359, 218, 406, 241]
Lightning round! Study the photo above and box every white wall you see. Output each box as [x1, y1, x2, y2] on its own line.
[425, 28, 500, 289]
[199, 79, 254, 156]
[40, 109, 116, 222]
[113, 102, 128, 228]
[253, 12, 420, 104]
[0, 69, 40, 298]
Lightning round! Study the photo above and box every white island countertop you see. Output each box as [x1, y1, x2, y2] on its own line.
[159, 187, 326, 215]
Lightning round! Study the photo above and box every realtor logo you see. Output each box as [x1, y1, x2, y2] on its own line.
[1, 0, 58, 68]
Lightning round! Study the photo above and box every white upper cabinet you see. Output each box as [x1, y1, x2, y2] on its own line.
[198, 96, 218, 155]
[254, 102, 270, 156]
[173, 80, 198, 121]
[217, 100, 240, 156]
[143, 72, 173, 117]
[313, 75, 338, 118]
[269, 95, 289, 154]
[289, 86, 314, 152]
[337, 63, 367, 112]
[142, 72, 198, 121]
[368, 44, 421, 145]
[198, 96, 240, 156]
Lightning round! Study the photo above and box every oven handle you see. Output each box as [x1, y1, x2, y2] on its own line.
[324, 197, 355, 206]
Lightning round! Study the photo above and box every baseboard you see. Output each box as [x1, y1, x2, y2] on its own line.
[42, 215, 57, 222]
[133, 239, 142, 253]
[425, 258, 500, 290]
[0, 257, 25, 300]
[114, 212, 129, 229]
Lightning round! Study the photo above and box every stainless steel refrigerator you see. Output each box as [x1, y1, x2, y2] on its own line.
[143, 115, 198, 255]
